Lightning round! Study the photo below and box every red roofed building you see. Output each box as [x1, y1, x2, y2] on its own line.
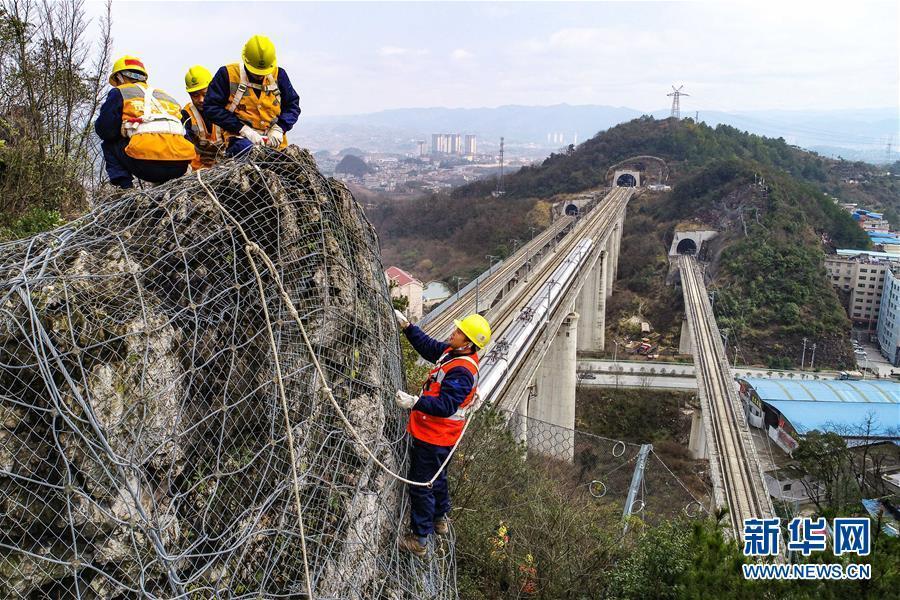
[385, 266, 424, 321]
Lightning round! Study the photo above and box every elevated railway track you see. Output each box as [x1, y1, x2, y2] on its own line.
[463, 187, 633, 410]
[679, 255, 774, 534]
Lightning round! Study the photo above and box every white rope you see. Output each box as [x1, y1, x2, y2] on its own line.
[195, 169, 475, 491]
[196, 171, 314, 599]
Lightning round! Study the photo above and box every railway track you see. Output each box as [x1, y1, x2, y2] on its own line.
[489, 188, 630, 336]
[425, 187, 631, 345]
[421, 212, 574, 337]
[679, 255, 774, 534]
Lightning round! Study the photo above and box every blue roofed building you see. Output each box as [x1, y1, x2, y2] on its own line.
[737, 377, 899, 454]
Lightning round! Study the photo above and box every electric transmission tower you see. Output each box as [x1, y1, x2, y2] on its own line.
[667, 85, 689, 119]
[493, 137, 506, 197]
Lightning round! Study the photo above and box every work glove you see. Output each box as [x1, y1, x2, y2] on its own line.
[239, 125, 266, 146]
[266, 124, 284, 148]
[121, 118, 142, 138]
[394, 309, 410, 329]
[395, 390, 418, 410]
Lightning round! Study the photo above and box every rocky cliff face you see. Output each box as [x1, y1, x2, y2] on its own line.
[0, 147, 441, 598]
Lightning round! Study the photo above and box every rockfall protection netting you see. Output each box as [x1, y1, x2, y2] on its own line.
[0, 147, 455, 599]
[505, 410, 711, 519]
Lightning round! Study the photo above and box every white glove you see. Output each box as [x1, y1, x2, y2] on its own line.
[121, 119, 141, 138]
[266, 124, 284, 148]
[239, 125, 265, 145]
[395, 390, 418, 410]
[394, 309, 410, 329]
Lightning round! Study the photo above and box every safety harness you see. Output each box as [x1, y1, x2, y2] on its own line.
[186, 103, 223, 144]
[429, 353, 479, 421]
[226, 64, 279, 116]
[123, 86, 186, 137]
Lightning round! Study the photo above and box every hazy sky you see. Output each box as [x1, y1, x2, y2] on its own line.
[94, 1, 899, 116]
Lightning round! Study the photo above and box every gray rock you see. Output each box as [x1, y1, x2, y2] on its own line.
[0, 147, 425, 598]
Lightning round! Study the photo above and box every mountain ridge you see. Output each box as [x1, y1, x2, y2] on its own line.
[303, 104, 898, 162]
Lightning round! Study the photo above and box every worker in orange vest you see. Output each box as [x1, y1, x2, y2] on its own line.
[203, 35, 301, 156]
[394, 310, 492, 557]
[95, 56, 196, 188]
[181, 65, 225, 170]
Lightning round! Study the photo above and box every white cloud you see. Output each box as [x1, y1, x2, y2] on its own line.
[90, 1, 897, 115]
[378, 46, 409, 57]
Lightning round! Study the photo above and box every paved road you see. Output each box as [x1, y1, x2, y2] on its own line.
[577, 373, 698, 390]
[854, 341, 896, 378]
[577, 359, 843, 382]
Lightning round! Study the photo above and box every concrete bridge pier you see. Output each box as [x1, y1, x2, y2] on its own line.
[608, 217, 622, 282]
[688, 409, 709, 459]
[530, 312, 579, 462]
[575, 250, 607, 352]
[605, 234, 616, 299]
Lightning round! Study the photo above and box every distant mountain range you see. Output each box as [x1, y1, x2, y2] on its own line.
[301, 104, 898, 163]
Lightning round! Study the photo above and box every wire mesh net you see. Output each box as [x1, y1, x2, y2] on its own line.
[0, 147, 451, 598]
[500, 413, 709, 523]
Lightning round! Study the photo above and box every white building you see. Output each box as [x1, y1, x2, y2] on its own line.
[825, 250, 899, 332]
[385, 266, 424, 321]
[464, 134, 477, 157]
[876, 265, 900, 365]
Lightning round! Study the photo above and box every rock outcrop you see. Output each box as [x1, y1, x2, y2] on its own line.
[0, 147, 433, 598]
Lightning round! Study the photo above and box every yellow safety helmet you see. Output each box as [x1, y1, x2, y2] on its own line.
[109, 55, 148, 86]
[454, 314, 492, 349]
[242, 34, 277, 76]
[184, 65, 213, 93]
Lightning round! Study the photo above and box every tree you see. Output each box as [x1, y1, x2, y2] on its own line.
[0, 0, 112, 233]
[841, 413, 898, 498]
[788, 431, 856, 515]
[388, 279, 409, 313]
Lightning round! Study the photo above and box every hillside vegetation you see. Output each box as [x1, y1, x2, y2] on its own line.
[334, 154, 374, 176]
[367, 193, 550, 284]
[379, 117, 879, 367]
[372, 117, 891, 366]
[449, 408, 899, 599]
[619, 157, 865, 368]
[454, 116, 897, 210]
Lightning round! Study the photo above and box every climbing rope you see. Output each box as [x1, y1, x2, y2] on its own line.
[196, 171, 314, 599]
[197, 169, 475, 493]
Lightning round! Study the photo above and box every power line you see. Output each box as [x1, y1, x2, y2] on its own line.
[493, 136, 506, 197]
[703, 112, 895, 147]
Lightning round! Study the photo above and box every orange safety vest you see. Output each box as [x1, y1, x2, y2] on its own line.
[118, 83, 196, 162]
[222, 63, 288, 150]
[183, 101, 224, 169]
[408, 350, 479, 447]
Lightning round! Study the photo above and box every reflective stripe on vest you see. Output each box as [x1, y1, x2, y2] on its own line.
[408, 350, 479, 446]
[183, 102, 224, 170]
[224, 63, 282, 132]
[119, 83, 196, 162]
[221, 63, 287, 150]
[185, 102, 223, 144]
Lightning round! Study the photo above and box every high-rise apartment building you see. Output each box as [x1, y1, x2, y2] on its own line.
[464, 134, 477, 157]
[431, 133, 464, 156]
[824, 250, 897, 331]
